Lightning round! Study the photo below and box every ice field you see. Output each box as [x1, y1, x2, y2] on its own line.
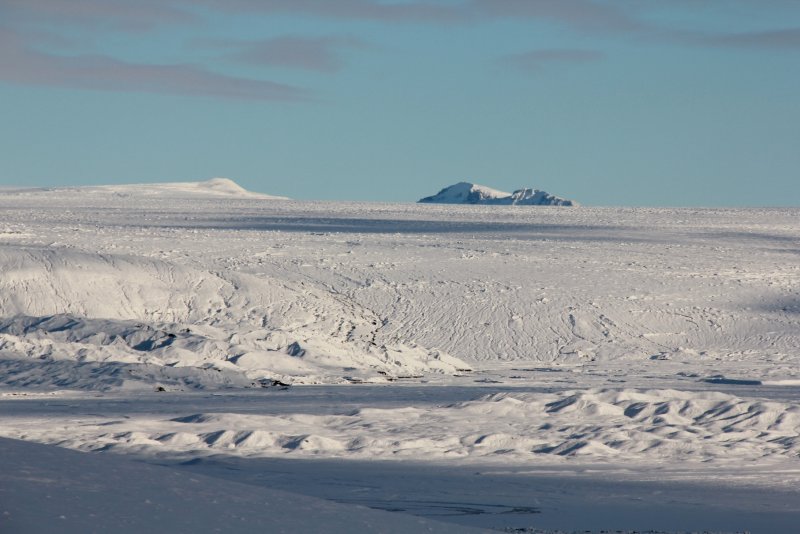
[1, 180, 799, 533]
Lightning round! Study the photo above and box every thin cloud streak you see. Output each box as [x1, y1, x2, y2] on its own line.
[471, 0, 644, 32]
[694, 28, 800, 49]
[227, 36, 367, 72]
[2, 0, 643, 32]
[0, 29, 306, 101]
[7, 0, 798, 52]
[194, 0, 466, 23]
[639, 26, 800, 51]
[501, 48, 605, 72]
[1, 0, 196, 31]
[196, 0, 644, 32]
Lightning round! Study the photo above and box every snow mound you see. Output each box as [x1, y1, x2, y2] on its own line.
[419, 182, 576, 206]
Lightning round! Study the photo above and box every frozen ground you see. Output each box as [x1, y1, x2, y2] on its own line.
[0, 182, 798, 532]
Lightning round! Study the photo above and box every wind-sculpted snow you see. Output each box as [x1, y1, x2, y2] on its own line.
[0, 245, 469, 387]
[6, 388, 797, 467]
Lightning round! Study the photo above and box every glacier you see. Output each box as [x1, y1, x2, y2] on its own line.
[0, 179, 798, 533]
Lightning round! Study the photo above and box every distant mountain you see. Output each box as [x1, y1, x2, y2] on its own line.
[418, 182, 511, 204]
[90, 178, 289, 199]
[419, 182, 576, 206]
[2, 178, 289, 200]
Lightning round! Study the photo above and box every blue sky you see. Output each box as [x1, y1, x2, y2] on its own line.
[1, 1, 798, 206]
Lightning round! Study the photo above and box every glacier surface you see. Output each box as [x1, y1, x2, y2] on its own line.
[0, 181, 798, 533]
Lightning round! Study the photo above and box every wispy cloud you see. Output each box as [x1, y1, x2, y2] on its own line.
[1, 0, 641, 31]
[191, 0, 467, 23]
[0, 29, 306, 101]
[471, 0, 644, 33]
[500, 48, 605, 72]
[686, 28, 800, 49]
[1, 0, 195, 31]
[1, 0, 796, 102]
[200, 0, 643, 32]
[223, 36, 367, 72]
[7, 0, 798, 51]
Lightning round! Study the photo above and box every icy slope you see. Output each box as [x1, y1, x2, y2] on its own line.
[0, 245, 468, 388]
[419, 182, 576, 205]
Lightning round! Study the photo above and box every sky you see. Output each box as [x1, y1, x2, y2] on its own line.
[1, 1, 798, 206]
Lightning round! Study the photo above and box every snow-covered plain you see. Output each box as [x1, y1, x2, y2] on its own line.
[1, 181, 799, 533]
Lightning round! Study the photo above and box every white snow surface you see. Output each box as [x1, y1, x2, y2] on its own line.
[0, 436, 481, 534]
[1, 184, 799, 532]
[419, 181, 576, 205]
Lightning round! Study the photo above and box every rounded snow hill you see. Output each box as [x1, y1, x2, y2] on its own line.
[92, 177, 289, 199]
[2, 178, 289, 200]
